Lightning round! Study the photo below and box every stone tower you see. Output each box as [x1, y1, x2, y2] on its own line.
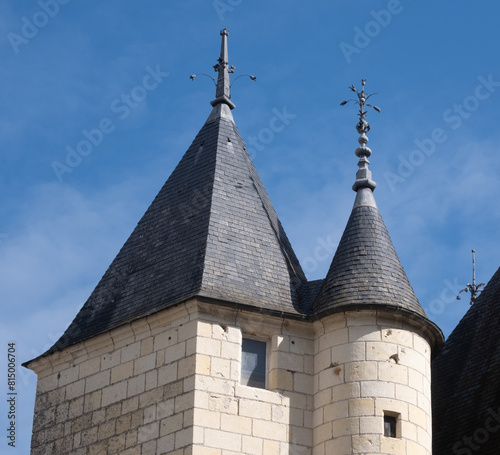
[23, 32, 442, 455]
[311, 81, 443, 454]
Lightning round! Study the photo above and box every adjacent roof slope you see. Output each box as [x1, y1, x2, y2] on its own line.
[432, 266, 500, 454]
[29, 30, 307, 361]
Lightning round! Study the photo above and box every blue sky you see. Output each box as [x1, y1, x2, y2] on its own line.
[1, 0, 500, 452]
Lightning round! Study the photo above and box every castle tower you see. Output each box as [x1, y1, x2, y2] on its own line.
[311, 82, 443, 454]
[23, 29, 316, 455]
[23, 35, 443, 455]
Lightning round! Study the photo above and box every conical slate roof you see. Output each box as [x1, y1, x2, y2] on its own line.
[432, 266, 500, 454]
[34, 30, 307, 359]
[314, 81, 426, 319]
[313, 200, 425, 317]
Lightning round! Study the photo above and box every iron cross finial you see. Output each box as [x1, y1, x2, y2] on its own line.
[457, 249, 485, 305]
[340, 79, 381, 134]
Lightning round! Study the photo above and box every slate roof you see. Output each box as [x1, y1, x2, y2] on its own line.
[30, 103, 308, 360]
[312, 80, 439, 328]
[299, 279, 324, 314]
[432, 266, 500, 454]
[25, 36, 441, 367]
[313, 200, 427, 318]
[314, 188, 434, 334]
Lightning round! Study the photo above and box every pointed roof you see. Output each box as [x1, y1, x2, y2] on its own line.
[313, 202, 426, 317]
[30, 30, 307, 361]
[314, 81, 431, 322]
[432, 266, 500, 454]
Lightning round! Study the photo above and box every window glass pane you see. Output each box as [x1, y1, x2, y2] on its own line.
[241, 338, 266, 388]
[384, 415, 397, 438]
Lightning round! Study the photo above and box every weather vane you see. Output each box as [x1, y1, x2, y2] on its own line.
[457, 249, 484, 305]
[340, 79, 381, 134]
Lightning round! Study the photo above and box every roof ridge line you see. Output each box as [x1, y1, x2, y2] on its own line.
[196, 125, 221, 294]
[230, 121, 307, 285]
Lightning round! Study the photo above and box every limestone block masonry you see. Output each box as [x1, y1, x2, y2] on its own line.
[313, 310, 433, 455]
[28, 301, 201, 455]
[27, 299, 316, 454]
[189, 302, 315, 455]
[27, 301, 434, 454]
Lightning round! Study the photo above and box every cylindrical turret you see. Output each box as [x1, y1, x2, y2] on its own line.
[313, 309, 440, 454]
[312, 80, 443, 454]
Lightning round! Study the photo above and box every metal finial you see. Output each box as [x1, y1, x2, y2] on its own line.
[212, 28, 233, 108]
[341, 80, 380, 193]
[189, 29, 256, 110]
[457, 249, 485, 305]
[340, 79, 381, 135]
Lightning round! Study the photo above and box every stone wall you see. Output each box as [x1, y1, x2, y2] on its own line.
[191, 303, 314, 454]
[27, 300, 316, 454]
[313, 310, 433, 455]
[27, 302, 434, 455]
[28, 301, 199, 454]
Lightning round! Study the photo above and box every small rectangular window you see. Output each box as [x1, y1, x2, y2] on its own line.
[241, 338, 266, 389]
[384, 414, 398, 438]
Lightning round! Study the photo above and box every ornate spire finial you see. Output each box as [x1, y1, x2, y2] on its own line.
[211, 28, 235, 109]
[457, 249, 485, 305]
[340, 80, 381, 193]
[190, 29, 256, 111]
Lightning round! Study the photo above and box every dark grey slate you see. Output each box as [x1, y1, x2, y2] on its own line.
[32, 109, 307, 360]
[299, 279, 324, 314]
[432, 266, 500, 455]
[313, 204, 427, 318]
